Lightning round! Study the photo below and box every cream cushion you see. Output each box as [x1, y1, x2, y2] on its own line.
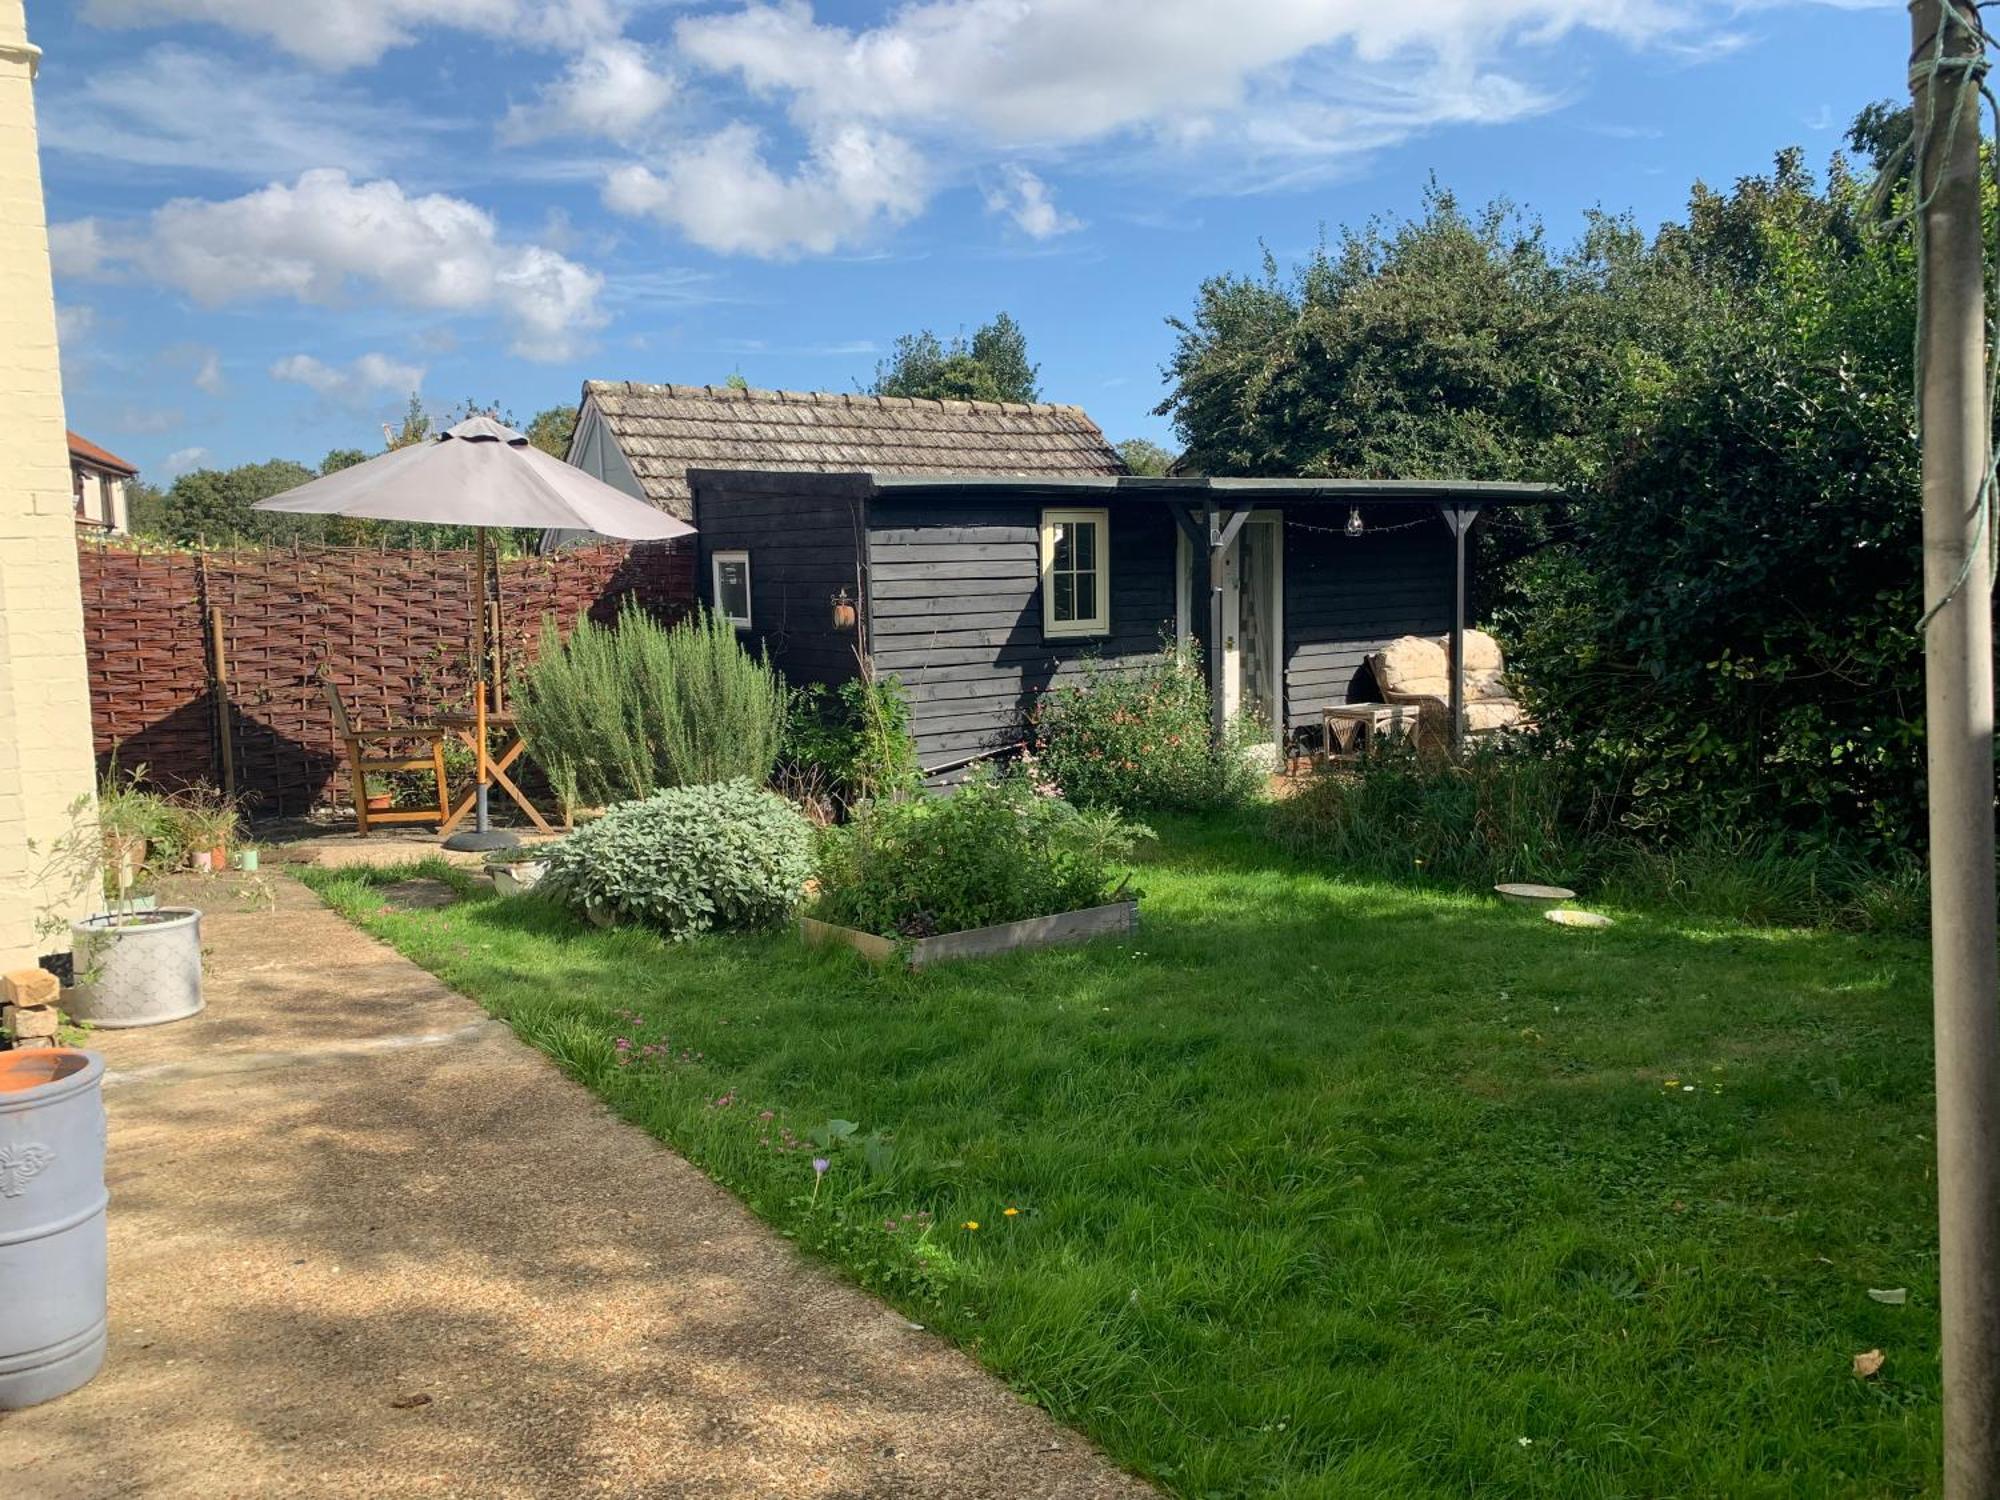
[1367, 629, 1525, 744]
[1447, 630, 1514, 702]
[1372, 635, 1450, 700]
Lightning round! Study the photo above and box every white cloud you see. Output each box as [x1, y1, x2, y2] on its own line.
[156, 341, 227, 396]
[81, 0, 625, 70]
[676, 0, 1690, 152]
[60, 169, 605, 361]
[607, 0, 1723, 257]
[502, 39, 674, 145]
[39, 44, 445, 179]
[114, 405, 184, 435]
[192, 348, 225, 395]
[163, 445, 209, 476]
[55, 304, 96, 345]
[603, 122, 928, 257]
[271, 351, 426, 407]
[984, 165, 1081, 238]
[50, 219, 115, 279]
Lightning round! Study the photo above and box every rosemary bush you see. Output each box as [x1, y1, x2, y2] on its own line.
[512, 601, 788, 812]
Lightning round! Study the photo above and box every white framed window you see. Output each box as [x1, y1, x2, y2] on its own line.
[1040, 507, 1109, 637]
[712, 550, 752, 628]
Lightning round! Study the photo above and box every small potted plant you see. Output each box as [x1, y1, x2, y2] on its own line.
[485, 843, 556, 897]
[364, 775, 395, 816]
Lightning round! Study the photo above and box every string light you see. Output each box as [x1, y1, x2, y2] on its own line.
[1344, 506, 1364, 537]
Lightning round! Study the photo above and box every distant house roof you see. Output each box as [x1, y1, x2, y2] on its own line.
[581, 380, 1126, 519]
[67, 431, 137, 476]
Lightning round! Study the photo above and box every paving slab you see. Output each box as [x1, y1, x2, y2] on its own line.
[0, 873, 1153, 1500]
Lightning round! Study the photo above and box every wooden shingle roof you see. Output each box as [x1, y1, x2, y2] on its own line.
[583, 380, 1126, 519]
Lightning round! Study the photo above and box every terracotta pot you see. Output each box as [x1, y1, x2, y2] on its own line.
[365, 794, 393, 813]
[206, 845, 227, 872]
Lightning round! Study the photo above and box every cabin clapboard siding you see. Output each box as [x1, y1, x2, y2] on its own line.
[1281, 519, 1454, 730]
[866, 493, 1177, 770]
[690, 472, 867, 689]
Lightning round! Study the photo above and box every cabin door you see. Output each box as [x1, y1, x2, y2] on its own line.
[1177, 512, 1284, 758]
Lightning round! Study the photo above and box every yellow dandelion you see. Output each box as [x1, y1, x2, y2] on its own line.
[1003, 1207, 1020, 1218]
[963, 1220, 980, 1231]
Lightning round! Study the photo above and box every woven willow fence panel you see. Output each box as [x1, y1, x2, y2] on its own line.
[77, 540, 693, 815]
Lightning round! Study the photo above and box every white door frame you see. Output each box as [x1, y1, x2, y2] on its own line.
[1176, 511, 1284, 751]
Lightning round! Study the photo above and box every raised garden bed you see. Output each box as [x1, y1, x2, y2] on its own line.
[799, 898, 1138, 969]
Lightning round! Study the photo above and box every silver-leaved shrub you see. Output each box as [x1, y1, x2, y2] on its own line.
[542, 779, 813, 939]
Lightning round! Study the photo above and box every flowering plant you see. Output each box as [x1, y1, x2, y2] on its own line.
[1028, 647, 1263, 812]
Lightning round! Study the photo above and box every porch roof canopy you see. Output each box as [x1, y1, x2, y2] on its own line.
[860, 474, 1562, 505]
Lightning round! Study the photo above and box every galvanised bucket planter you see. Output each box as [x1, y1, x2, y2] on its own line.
[0, 1048, 108, 1409]
[67, 907, 203, 1028]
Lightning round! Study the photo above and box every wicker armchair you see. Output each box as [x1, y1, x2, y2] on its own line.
[1367, 631, 1525, 750]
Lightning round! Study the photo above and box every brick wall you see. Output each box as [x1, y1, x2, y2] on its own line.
[0, 7, 100, 966]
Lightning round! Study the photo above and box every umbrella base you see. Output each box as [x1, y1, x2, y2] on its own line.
[443, 828, 519, 853]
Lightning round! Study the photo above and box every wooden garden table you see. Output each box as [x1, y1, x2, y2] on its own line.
[434, 704, 556, 837]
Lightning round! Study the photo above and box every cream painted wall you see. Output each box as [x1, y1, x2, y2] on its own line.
[0, 0, 100, 966]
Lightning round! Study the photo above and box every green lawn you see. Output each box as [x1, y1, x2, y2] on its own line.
[305, 817, 1942, 1498]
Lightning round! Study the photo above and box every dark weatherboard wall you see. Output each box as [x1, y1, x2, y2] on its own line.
[865, 491, 1178, 770]
[1282, 516, 1455, 731]
[688, 470, 867, 689]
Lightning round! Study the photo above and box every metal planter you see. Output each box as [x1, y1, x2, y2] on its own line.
[67, 907, 204, 1029]
[0, 1048, 108, 1409]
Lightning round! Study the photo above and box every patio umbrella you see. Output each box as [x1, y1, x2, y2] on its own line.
[255, 415, 694, 849]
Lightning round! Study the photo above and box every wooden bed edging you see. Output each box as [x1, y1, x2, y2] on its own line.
[798, 899, 1139, 970]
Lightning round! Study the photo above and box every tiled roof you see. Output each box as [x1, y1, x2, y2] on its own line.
[67, 430, 138, 475]
[582, 380, 1126, 520]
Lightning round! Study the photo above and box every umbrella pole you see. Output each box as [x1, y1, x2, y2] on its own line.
[445, 526, 517, 852]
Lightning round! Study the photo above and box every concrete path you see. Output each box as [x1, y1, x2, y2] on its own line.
[0, 872, 1152, 1500]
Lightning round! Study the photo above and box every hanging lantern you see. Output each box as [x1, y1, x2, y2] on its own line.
[1344, 506, 1365, 537]
[831, 587, 857, 632]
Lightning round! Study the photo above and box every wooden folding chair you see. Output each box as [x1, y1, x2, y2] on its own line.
[320, 670, 452, 836]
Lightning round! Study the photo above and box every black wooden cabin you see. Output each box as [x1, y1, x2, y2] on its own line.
[686, 470, 1556, 776]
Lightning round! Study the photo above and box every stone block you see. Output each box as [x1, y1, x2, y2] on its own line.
[1, 967, 56, 1007]
[2, 1003, 58, 1038]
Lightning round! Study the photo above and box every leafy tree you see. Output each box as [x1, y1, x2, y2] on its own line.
[124, 478, 170, 537]
[1158, 187, 1626, 482]
[320, 448, 369, 474]
[151, 459, 318, 546]
[386, 392, 431, 449]
[1115, 438, 1175, 476]
[1161, 125, 1931, 847]
[872, 312, 1040, 403]
[524, 404, 577, 458]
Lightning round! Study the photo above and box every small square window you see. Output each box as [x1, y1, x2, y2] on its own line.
[712, 550, 752, 627]
[1040, 508, 1109, 637]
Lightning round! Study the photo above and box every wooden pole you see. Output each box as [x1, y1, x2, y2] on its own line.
[205, 605, 235, 800]
[1205, 504, 1252, 747]
[471, 526, 490, 716]
[1909, 4, 2000, 1494]
[1439, 505, 1477, 754]
[1206, 502, 1227, 747]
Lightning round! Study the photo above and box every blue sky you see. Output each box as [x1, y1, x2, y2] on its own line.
[37, 1, 1900, 482]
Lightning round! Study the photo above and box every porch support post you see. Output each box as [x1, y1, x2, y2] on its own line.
[1202, 503, 1253, 746]
[1438, 505, 1480, 754]
[1207, 501, 1228, 746]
